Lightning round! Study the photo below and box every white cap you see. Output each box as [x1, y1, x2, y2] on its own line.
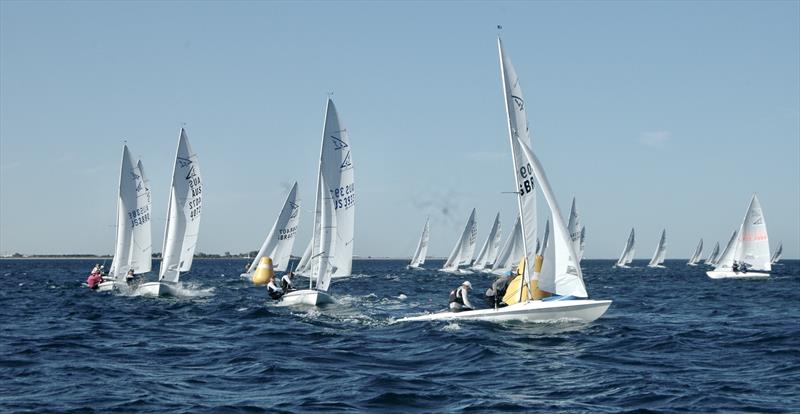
[462, 281, 472, 288]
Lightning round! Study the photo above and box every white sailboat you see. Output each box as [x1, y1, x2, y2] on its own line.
[687, 238, 704, 266]
[138, 128, 203, 296]
[98, 146, 152, 291]
[471, 213, 502, 271]
[240, 183, 300, 279]
[770, 242, 783, 265]
[407, 217, 431, 270]
[614, 228, 635, 268]
[647, 229, 667, 268]
[704, 241, 720, 266]
[567, 197, 585, 262]
[401, 37, 610, 323]
[490, 216, 523, 275]
[280, 98, 354, 306]
[439, 208, 478, 273]
[707, 194, 771, 279]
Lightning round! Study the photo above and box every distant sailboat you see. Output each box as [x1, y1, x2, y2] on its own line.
[614, 228, 635, 268]
[138, 128, 203, 296]
[280, 98, 354, 306]
[687, 238, 704, 266]
[240, 183, 300, 279]
[707, 194, 771, 279]
[439, 208, 478, 273]
[567, 197, 585, 262]
[704, 241, 720, 266]
[471, 213, 502, 271]
[407, 217, 431, 270]
[98, 145, 152, 291]
[771, 242, 783, 265]
[490, 216, 523, 275]
[647, 229, 667, 268]
[402, 37, 610, 323]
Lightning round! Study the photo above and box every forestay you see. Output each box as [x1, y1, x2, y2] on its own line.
[160, 128, 203, 283]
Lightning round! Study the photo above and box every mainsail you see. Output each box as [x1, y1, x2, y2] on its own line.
[733, 194, 771, 271]
[310, 98, 355, 292]
[567, 197, 584, 262]
[245, 183, 300, 274]
[648, 229, 667, 267]
[408, 217, 431, 268]
[441, 209, 477, 272]
[714, 230, 739, 270]
[109, 146, 152, 278]
[704, 241, 720, 265]
[687, 238, 704, 265]
[473, 213, 501, 270]
[159, 128, 202, 283]
[771, 242, 783, 264]
[615, 228, 635, 267]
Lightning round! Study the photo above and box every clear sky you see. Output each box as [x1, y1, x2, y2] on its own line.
[1, 1, 798, 259]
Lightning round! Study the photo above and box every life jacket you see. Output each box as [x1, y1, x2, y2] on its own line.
[280, 276, 291, 291]
[449, 287, 464, 304]
[87, 274, 102, 289]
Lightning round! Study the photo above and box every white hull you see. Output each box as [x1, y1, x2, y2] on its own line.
[438, 268, 474, 274]
[397, 299, 612, 323]
[278, 289, 334, 306]
[687, 263, 698, 267]
[613, 264, 630, 269]
[407, 265, 425, 270]
[96, 280, 127, 292]
[706, 270, 769, 279]
[137, 281, 181, 296]
[647, 264, 666, 269]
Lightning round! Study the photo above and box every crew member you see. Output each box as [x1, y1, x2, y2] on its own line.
[280, 271, 295, 292]
[267, 277, 284, 300]
[449, 281, 473, 311]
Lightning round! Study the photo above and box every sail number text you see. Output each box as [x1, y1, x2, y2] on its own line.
[128, 205, 150, 228]
[330, 184, 355, 211]
[279, 225, 297, 240]
[518, 163, 535, 196]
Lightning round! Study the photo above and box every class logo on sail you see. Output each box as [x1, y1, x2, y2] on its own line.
[331, 133, 348, 150]
[340, 151, 352, 169]
[177, 157, 193, 168]
[185, 165, 197, 180]
[289, 201, 300, 219]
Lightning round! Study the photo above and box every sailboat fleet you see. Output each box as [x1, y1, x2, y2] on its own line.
[88, 35, 786, 325]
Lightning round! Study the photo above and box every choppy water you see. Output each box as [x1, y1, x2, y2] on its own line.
[1, 258, 798, 413]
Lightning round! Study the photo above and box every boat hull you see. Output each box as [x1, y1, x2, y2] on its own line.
[647, 264, 666, 269]
[137, 281, 180, 296]
[397, 299, 612, 323]
[706, 270, 769, 279]
[239, 272, 251, 280]
[407, 265, 425, 270]
[279, 289, 333, 306]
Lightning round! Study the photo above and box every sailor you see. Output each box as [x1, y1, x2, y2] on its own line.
[740, 262, 748, 273]
[732, 261, 740, 272]
[449, 281, 473, 312]
[485, 275, 511, 307]
[280, 271, 295, 292]
[126, 268, 135, 284]
[267, 276, 284, 300]
[99, 265, 107, 276]
[86, 272, 104, 289]
[91, 264, 101, 275]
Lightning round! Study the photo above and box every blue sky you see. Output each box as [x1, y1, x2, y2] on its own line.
[1, 1, 798, 259]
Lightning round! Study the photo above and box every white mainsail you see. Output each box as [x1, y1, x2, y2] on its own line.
[615, 228, 635, 267]
[245, 183, 300, 274]
[648, 229, 667, 267]
[159, 128, 202, 283]
[109, 146, 152, 278]
[771, 242, 783, 264]
[408, 217, 431, 268]
[516, 137, 587, 298]
[498, 37, 536, 288]
[472, 213, 501, 270]
[688, 238, 704, 265]
[441, 208, 477, 272]
[310, 99, 355, 292]
[704, 241, 720, 265]
[733, 194, 771, 271]
[567, 197, 584, 262]
[491, 216, 523, 274]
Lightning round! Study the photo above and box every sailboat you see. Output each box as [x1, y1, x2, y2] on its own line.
[240, 183, 300, 280]
[401, 37, 610, 323]
[490, 216, 523, 275]
[614, 228, 635, 268]
[771, 242, 783, 265]
[687, 238, 704, 266]
[707, 194, 771, 279]
[98, 146, 152, 291]
[407, 217, 431, 270]
[439, 208, 478, 273]
[567, 197, 585, 262]
[647, 229, 667, 268]
[704, 241, 720, 266]
[280, 98, 354, 306]
[471, 213, 502, 271]
[138, 128, 203, 296]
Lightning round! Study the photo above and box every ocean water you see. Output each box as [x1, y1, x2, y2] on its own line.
[1, 258, 798, 413]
